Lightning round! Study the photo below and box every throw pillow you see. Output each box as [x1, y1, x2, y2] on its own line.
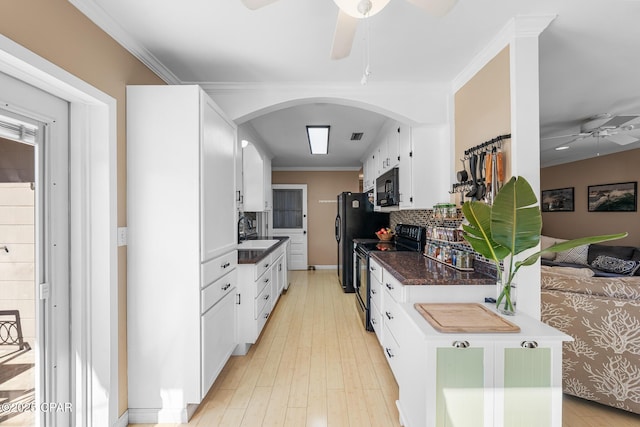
[591, 255, 640, 276]
[554, 244, 589, 265]
[548, 266, 595, 277]
[587, 244, 636, 265]
[540, 235, 557, 260]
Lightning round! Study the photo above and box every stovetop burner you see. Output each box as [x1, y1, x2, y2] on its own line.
[357, 224, 426, 254]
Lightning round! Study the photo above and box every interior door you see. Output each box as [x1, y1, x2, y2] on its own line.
[271, 184, 308, 270]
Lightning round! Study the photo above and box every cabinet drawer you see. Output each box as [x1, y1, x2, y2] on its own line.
[369, 258, 383, 283]
[255, 253, 273, 281]
[256, 295, 272, 334]
[255, 276, 273, 319]
[201, 270, 236, 314]
[370, 275, 382, 312]
[382, 290, 404, 344]
[370, 299, 383, 346]
[256, 267, 272, 296]
[202, 251, 237, 288]
[382, 323, 401, 381]
[382, 272, 403, 303]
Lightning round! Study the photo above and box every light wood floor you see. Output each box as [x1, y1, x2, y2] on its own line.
[125, 269, 640, 427]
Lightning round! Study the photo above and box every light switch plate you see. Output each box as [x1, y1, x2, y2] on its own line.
[117, 227, 127, 246]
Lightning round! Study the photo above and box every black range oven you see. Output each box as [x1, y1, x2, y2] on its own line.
[353, 224, 426, 331]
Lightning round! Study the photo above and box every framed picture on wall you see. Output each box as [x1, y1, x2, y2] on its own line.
[541, 187, 574, 212]
[588, 182, 637, 212]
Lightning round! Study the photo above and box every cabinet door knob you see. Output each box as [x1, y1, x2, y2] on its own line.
[385, 283, 394, 290]
[264, 312, 270, 319]
[452, 340, 470, 348]
[385, 311, 394, 320]
[264, 294, 270, 300]
[385, 348, 394, 358]
[521, 341, 538, 349]
[371, 289, 376, 295]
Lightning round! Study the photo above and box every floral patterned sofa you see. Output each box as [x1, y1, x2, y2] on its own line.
[541, 259, 640, 414]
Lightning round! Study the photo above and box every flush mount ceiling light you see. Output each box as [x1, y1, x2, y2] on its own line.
[332, 0, 390, 18]
[241, 139, 250, 148]
[306, 125, 330, 155]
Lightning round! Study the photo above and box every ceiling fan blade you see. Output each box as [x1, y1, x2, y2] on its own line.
[330, 10, 358, 60]
[599, 115, 639, 129]
[240, 0, 279, 10]
[605, 133, 639, 145]
[541, 133, 587, 140]
[405, 0, 458, 16]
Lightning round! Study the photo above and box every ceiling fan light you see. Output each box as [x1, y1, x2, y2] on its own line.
[333, 0, 391, 18]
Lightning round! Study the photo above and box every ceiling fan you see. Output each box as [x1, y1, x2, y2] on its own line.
[240, 0, 458, 60]
[542, 113, 640, 148]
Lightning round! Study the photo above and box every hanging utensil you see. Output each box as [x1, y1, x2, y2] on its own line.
[485, 149, 492, 204]
[477, 151, 486, 201]
[457, 158, 468, 183]
[465, 154, 478, 199]
[496, 149, 505, 190]
[491, 148, 498, 203]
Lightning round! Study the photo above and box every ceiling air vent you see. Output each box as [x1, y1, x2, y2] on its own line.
[350, 132, 364, 141]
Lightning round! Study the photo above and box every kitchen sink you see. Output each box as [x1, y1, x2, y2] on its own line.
[237, 239, 280, 250]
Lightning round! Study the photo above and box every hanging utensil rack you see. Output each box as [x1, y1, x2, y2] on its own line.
[450, 134, 511, 198]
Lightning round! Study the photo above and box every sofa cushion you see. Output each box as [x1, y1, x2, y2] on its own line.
[555, 244, 589, 265]
[591, 255, 640, 276]
[540, 235, 566, 260]
[587, 244, 636, 264]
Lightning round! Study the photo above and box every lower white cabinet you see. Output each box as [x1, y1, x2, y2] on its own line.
[235, 242, 286, 355]
[201, 288, 237, 397]
[372, 261, 570, 427]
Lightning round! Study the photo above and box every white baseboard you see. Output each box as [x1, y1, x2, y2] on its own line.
[127, 408, 189, 424]
[312, 265, 337, 270]
[115, 410, 128, 427]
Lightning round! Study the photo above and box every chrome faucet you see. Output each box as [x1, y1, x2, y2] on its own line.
[238, 215, 254, 242]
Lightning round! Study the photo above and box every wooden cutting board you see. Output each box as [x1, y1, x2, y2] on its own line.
[414, 303, 520, 333]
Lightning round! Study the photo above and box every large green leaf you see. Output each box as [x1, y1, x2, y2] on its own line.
[461, 201, 509, 263]
[491, 176, 542, 256]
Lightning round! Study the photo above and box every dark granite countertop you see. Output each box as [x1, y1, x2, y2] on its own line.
[370, 251, 495, 286]
[237, 236, 289, 265]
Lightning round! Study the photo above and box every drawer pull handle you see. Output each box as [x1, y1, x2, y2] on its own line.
[371, 289, 376, 295]
[264, 278, 270, 283]
[521, 341, 538, 349]
[385, 348, 394, 358]
[264, 263, 270, 268]
[371, 317, 376, 325]
[370, 266, 376, 271]
[221, 262, 231, 269]
[385, 311, 394, 320]
[222, 283, 231, 291]
[264, 312, 270, 319]
[452, 340, 469, 349]
[264, 294, 270, 300]
[385, 283, 394, 290]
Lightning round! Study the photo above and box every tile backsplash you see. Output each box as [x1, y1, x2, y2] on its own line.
[390, 208, 499, 279]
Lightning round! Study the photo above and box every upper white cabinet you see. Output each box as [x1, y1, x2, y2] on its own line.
[400, 125, 450, 210]
[242, 142, 272, 211]
[126, 85, 237, 423]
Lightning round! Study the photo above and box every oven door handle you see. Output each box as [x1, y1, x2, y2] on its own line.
[335, 215, 341, 243]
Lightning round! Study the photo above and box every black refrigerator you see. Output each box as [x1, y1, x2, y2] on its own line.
[335, 192, 389, 293]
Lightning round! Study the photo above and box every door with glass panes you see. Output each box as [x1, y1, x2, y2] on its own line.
[271, 184, 307, 270]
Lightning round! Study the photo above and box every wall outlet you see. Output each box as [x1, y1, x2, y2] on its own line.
[117, 227, 127, 247]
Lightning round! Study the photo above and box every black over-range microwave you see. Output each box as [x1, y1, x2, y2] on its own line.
[376, 167, 399, 207]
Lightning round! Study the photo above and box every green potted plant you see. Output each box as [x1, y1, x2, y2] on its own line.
[461, 176, 627, 315]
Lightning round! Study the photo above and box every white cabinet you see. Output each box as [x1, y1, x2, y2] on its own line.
[242, 143, 272, 211]
[398, 125, 413, 209]
[126, 85, 238, 423]
[370, 259, 569, 427]
[362, 152, 376, 191]
[405, 125, 450, 209]
[235, 242, 287, 354]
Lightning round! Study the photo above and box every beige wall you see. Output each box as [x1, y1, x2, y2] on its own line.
[272, 170, 360, 266]
[541, 148, 640, 246]
[1, 0, 166, 415]
[454, 47, 511, 204]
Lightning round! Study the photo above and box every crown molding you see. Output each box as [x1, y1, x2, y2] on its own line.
[452, 14, 556, 93]
[68, 0, 182, 84]
[272, 166, 362, 171]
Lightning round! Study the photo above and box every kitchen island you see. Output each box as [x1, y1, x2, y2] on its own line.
[367, 249, 570, 427]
